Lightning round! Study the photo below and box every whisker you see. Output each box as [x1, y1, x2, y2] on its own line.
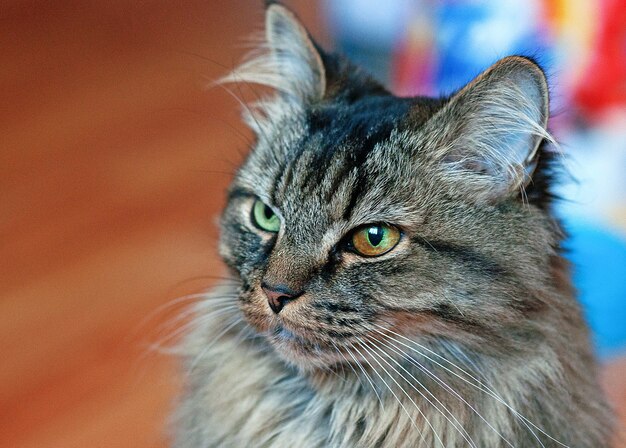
[137, 302, 240, 362]
[350, 340, 427, 445]
[372, 324, 557, 447]
[152, 296, 237, 337]
[358, 337, 445, 448]
[213, 71, 275, 148]
[130, 292, 228, 343]
[373, 335, 489, 448]
[343, 342, 385, 411]
[189, 314, 243, 372]
[372, 323, 488, 386]
[155, 305, 239, 353]
[329, 340, 351, 384]
[441, 339, 490, 383]
[372, 339, 480, 448]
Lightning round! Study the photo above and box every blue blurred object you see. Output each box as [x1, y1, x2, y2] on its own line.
[323, 0, 415, 83]
[325, 0, 552, 95]
[433, 0, 550, 94]
[563, 219, 626, 357]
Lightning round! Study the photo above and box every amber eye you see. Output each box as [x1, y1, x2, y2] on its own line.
[350, 224, 401, 257]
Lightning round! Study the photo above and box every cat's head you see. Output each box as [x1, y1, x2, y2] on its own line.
[218, 4, 558, 371]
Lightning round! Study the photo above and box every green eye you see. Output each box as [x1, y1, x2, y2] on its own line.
[351, 224, 401, 257]
[252, 199, 280, 232]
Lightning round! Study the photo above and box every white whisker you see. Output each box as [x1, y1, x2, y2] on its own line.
[188, 315, 242, 372]
[330, 340, 359, 387]
[372, 324, 561, 447]
[156, 304, 239, 350]
[358, 337, 446, 448]
[368, 336, 479, 448]
[351, 340, 428, 445]
[344, 341, 385, 411]
[375, 333, 510, 448]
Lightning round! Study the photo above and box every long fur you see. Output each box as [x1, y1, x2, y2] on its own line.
[172, 4, 613, 447]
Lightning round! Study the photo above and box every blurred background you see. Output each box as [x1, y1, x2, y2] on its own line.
[1, 1, 624, 447]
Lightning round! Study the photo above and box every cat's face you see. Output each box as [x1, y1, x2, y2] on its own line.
[218, 5, 554, 371]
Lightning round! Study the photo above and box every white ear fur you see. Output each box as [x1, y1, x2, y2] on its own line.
[265, 4, 326, 100]
[219, 4, 325, 103]
[427, 56, 553, 200]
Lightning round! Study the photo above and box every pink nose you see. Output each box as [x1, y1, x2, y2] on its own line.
[262, 283, 301, 314]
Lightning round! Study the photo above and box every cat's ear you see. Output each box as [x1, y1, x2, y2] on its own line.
[264, 3, 326, 101]
[424, 56, 551, 201]
[219, 3, 326, 103]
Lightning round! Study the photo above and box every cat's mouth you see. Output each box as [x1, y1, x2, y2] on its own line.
[271, 324, 304, 343]
[239, 288, 352, 369]
[266, 323, 341, 369]
[268, 323, 320, 350]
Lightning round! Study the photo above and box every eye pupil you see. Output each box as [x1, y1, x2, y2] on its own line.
[252, 199, 280, 232]
[350, 223, 400, 257]
[367, 226, 384, 246]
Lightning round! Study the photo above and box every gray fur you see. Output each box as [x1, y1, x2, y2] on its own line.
[172, 4, 613, 447]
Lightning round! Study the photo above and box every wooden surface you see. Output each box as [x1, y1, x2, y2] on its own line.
[0, 2, 624, 447]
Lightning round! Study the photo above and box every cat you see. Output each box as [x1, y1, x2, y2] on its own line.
[172, 3, 613, 447]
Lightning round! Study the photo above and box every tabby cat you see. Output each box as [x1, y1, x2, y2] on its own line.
[173, 3, 613, 447]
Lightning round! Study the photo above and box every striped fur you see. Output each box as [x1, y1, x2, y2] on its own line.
[172, 4, 613, 447]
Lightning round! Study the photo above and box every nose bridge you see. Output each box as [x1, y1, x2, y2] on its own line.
[263, 236, 321, 292]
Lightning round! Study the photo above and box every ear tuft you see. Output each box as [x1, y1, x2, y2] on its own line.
[265, 4, 326, 100]
[219, 3, 325, 103]
[424, 56, 553, 201]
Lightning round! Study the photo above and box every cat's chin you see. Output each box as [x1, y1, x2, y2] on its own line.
[267, 325, 340, 372]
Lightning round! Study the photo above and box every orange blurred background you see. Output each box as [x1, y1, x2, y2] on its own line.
[0, 1, 624, 447]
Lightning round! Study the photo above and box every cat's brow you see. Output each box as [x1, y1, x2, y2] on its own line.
[228, 187, 255, 201]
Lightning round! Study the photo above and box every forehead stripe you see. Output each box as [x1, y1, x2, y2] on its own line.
[341, 133, 387, 220]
